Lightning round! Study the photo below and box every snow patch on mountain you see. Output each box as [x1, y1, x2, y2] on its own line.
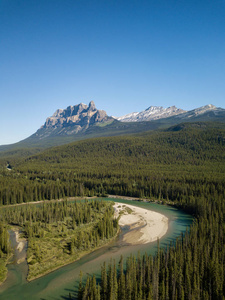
[117, 106, 186, 122]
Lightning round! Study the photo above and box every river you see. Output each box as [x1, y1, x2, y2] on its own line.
[0, 198, 193, 300]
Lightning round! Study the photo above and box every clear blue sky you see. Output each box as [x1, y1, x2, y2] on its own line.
[0, 0, 225, 145]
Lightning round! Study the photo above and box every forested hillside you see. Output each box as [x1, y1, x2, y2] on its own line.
[0, 122, 225, 298]
[0, 122, 224, 206]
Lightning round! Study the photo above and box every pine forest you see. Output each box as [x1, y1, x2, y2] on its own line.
[0, 122, 224, 299]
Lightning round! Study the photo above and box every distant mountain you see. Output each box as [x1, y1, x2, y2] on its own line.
[171, 104, 224, 119]
[117, 105, 186, 122]
[0, 102, 225, 160]
[117, 104, 225, 122]
[35, 101, 114, 139]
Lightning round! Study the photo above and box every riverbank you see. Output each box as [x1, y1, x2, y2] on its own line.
[1, 200, 120, 282]
[109, 194, 151, 202]
[13, 229, 27, 265]
[0, 259, 8, 287]
[26, 228, 120, 282]
[114, 203, 168, 245]
[1, 197, 168, 285]
[0, 199, 193, 300]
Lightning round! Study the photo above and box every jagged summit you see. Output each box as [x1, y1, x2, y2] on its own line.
[36, 101, 113, 139]
[88, 100, 96, 111]
[42, 101, 107, 129]
[117, 105, 186, 122]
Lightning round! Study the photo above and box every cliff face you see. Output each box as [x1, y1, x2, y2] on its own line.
[43, 101, 108, 128]
[35, 101, 114, 138]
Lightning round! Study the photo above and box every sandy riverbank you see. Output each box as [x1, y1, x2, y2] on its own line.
[12, 229, 27, 264]
[114, 203, 168, 245]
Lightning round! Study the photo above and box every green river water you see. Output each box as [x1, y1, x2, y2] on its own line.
[0, 198, 193, 300]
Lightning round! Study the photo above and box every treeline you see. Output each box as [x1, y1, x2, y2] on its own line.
[1, 199, 94, 227]
[0, 170, 224, 207]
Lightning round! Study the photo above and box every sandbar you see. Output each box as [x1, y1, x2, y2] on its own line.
[12, 229, 27, 264]
[114, 203, 168, 245]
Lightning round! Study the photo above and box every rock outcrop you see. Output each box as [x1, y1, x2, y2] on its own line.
[43, 101, 109, 129]
[36, 101, 114, 138]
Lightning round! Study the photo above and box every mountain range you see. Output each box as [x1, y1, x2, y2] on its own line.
[116, 104, 225, 122]
[0, 101, 224, 158]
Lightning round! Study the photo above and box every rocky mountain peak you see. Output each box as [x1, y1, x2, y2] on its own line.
[37, 101, 113, 139]
[88, 101, 96, 111]
[174, 104, 220, 120]
[117, 105, 186, 122]
[196, 104, 216, 111]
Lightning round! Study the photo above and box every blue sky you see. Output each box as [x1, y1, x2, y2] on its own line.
[0, 0, 225, 145]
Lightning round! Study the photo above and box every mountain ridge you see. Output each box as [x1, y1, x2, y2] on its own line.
[0, 101, 225, 159]
[117, 105, 186, 122]
[116, 104, 223, 122]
